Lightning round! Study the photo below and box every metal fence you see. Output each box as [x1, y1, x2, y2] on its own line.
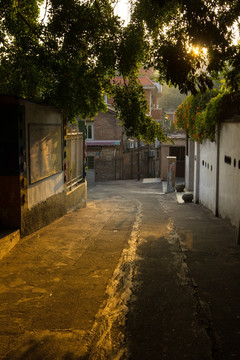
[65, 132, 84, 191]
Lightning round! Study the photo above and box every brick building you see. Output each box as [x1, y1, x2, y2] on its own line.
[86, 72, 185, 182]
[85, 108, 122, 182]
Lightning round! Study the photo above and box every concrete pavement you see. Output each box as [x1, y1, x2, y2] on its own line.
[0, 179, 239, 359]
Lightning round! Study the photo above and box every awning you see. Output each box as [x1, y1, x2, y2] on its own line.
[86, 140, 121, 146]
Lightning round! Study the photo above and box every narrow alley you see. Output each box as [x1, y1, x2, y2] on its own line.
[0, 180, 240, 360]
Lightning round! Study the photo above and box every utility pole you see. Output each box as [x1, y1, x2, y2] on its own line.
[137, 138, 140, 181]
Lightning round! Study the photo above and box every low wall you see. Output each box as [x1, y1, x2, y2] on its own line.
[27, 173, 64, 209]
[22, 191, 66, 236]
[22, 181, 87, 237]
[66, 182, 87, 213]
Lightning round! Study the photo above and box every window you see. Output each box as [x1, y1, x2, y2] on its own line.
[86, 124, 94, 140]
[127, 141, 135, 149]
[87, 156, 94, 169]
[224, 155, 231, 165]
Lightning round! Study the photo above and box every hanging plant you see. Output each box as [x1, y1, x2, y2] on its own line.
[174, 89, 229, 142]
[195, 91, 231, 141]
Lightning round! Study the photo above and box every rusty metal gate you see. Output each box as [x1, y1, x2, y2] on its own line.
[65, 132, 84, 191]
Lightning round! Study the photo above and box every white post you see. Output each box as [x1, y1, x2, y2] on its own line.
[167, 156, 176, 192]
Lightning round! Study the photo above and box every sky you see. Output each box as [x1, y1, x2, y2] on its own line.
[40, 0, 131, 25]
[114, 0, 130, 24]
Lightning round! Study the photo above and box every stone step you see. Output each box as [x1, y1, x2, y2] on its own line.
[0, 229, 20, 260]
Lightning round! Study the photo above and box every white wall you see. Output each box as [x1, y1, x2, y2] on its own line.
[193, 142, 200, 203]
[199, 139, 217, 214]
[23, 101, 62, 126]
[28, 172, 64, 209]
[218, 122, 240, 227]
[195, 121, 240, 228]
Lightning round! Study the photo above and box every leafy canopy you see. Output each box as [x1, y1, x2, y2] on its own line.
[130, 0, 240, 94]
[1, 0, 240, 140]
[0, 0, 124, 119]
[112, 77, 167, 143]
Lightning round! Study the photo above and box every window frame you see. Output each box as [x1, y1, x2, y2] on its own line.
[86, 123, 94, 140]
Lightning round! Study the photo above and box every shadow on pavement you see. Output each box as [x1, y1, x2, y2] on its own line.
[3, 338, 89, 360]
[125, 234, 213, 360]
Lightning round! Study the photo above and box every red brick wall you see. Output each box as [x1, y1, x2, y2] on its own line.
[151, 109, 163, 120]
[94, 111, 122, 140]
[160, 146, 170, 180]
[95, 147, 122, 181]
[145, 90, 151, 109]
[122, 147, 150, 180]
[139, 67, 154, 78]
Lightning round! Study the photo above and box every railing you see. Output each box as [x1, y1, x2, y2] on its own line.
[65, 132, 84, 191]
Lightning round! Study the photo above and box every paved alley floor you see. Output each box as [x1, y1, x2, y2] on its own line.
[0, 179, 240, 359]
